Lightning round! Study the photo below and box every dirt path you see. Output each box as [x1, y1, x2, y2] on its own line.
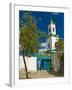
[19, 69, 55, 79]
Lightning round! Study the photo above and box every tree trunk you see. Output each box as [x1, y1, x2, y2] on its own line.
[23, 50, 29, 79]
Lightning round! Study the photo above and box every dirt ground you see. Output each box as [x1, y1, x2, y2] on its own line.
[19, 69, 55, 79]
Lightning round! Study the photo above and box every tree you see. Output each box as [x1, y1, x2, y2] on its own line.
[55, 38, 64, 52]
[19, 12, 40, 79]
[55, 38, 64, 71]
[55, 38, 64, 58]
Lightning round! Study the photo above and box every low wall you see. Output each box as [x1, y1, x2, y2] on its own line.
[19, 56, 37, 72]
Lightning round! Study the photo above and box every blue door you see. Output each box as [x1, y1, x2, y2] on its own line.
[37, 58, 52, 71]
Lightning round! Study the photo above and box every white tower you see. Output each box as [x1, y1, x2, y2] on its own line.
[47, 18, 58, 52]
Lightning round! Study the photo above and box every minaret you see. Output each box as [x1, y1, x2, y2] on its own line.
[47, 18, 58, 52]
[48, 18, 56, 36]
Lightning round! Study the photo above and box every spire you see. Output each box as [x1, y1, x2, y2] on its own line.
[50, 18, 54, 24]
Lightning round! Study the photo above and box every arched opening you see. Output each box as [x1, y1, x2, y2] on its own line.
[53, 27, 54, 32]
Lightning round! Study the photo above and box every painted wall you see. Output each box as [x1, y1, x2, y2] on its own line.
[48, 24, 56, 35]
[51, 36, 57, 50]
[48, 36, 58, 51]
[19, 56, 37, 72]
[47, 37, 52, 50]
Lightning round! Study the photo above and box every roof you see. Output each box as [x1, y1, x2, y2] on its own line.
[49, 18, 54, 24]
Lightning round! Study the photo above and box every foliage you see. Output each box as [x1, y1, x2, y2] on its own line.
[19, 13, 41, 56]
[19, 12, 41, 78]
[55, 38, 64, 52]
[19, 12, 48, 56]
[37, 29, 48, 42]
[55, 38, 64, 60]
[19, 12, 37, 29]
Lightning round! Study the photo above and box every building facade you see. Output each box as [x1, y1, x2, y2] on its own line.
[39, 18, 59, 54]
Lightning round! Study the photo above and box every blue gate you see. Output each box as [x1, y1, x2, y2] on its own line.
[37, 57, 52, 71]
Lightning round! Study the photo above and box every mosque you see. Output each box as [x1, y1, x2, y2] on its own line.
[39, 18, 59, 54]
[19, 18, 60, 72]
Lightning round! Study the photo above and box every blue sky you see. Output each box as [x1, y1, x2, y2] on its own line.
[19, 10, 64, 39]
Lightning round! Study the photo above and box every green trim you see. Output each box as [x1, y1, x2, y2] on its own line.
[48, 34, 56, 37]
[35, 53, 51, 58]
[47, 49, 57, 53]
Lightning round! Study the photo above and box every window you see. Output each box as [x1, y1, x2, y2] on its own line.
[53, 27, 54, 32]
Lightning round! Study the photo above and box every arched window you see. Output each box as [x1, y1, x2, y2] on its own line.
[53, 27, 54, 32]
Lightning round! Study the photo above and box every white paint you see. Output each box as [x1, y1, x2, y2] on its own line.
[48, 19, 59, 51]
[26, 57, 37, 72]
[51, 36, 58, 50]
[48, 36, 59, 51]
[19, 56, 37, 72]
[39, 19, 59, 52]
[19, 56, 24, 70]
[48, 23, 56, 35]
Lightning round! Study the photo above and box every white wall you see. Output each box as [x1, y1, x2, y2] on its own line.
[19, 56, 37, 72]
[48, 36, 58, 51]
[48, 24, 56, 35]
[19, 56, 24, 70]
[51, 36, 57, 50]
[48, 37, 52, 50]
[26, 57, 37, 72]
[48, 21, 57, 51]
